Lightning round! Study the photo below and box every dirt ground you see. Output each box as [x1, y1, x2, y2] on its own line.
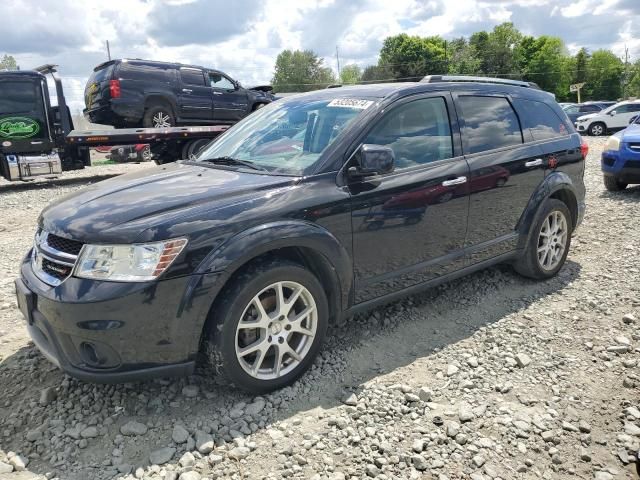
[0, 138, 638, 480]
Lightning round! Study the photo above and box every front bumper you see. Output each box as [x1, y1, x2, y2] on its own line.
[17, 252, 222, 383]
[602, 147, 640, 184]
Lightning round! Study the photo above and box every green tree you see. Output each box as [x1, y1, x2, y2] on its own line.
[378, 33, 446, 81]
[487, 23, 522, 75]
[360, 64, 392, 83]
[446, 37, 481, 75]
[573, 48, 589, 84]
[585, 50, 624, 100]
[469, 31, 490, 73]
[517, 36, 570, 99]
[0, 54, 19, 70]
[340, 64, 362, 84]
[627, 60, 640, 98]
[271, 50, 336, 92]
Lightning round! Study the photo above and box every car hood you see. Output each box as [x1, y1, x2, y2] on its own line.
[576, 113, 598, 121]
[40, 162, 296, 243]
[621, 123, 640, 142]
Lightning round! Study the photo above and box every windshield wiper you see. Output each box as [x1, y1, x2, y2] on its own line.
[198, 156, 268, 172]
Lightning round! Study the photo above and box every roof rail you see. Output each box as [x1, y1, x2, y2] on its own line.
[421, 75, 540, 90]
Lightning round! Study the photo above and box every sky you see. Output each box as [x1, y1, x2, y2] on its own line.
[4, 0, 639, 113]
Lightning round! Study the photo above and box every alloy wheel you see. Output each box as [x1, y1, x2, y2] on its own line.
[153, 112, 171, 128]
[537, 210, 568, 271]
[591, 124, 604, 136]
[234, 281, 317, 380]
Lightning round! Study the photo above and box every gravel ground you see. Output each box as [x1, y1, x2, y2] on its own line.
[0, 138, 638, 480]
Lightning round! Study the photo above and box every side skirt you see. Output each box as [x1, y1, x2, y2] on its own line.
[342, 251, 519, 320]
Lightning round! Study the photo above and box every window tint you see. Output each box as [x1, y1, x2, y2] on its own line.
[630, 104, 640, 112]
[0, 81, 39, 115]
[458, 96, 522, 154]
[210, 74, 235, 90]
[88, 64, 114, 84]
[120, 63, 169, 82]
[180, 69, 205, 86]
[514, 99, 568, 141]
[364, 97, 453, 169]
[580, 105, 600, 112]
[565, 105, 579, 114]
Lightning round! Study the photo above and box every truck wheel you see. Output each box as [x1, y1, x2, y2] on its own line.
[143, 105, 175, 128]
[588, 122, 606, 136]
[514, 199, 572, 280]
[204, 259, 328, 393]
[137, 145, 152, 162]
[603, 175, 627, 192]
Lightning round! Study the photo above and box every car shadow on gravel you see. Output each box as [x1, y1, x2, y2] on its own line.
[599, 183, 640, 200]
[0, 259, 582, 479]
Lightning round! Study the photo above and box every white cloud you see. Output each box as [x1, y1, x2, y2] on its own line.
[3, 0, 638, 111]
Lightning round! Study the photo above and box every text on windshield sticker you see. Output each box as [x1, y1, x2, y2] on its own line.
[327, 99, 374, 109]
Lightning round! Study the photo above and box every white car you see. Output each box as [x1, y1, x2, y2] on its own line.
[575, 100, 640, 136]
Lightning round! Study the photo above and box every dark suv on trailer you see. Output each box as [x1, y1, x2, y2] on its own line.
[83, 59, 274, 128]
[17, 76, 587, 393]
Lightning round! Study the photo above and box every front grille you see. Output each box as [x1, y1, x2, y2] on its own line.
[46, 233, 84, 256]
[32, 230, 81, 286]
[41, 257, 73, 281]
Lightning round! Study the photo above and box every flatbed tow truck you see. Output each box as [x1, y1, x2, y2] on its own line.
[0, 65, 229, 182]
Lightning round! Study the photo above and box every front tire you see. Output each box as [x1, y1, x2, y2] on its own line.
[603, 175, 627, 192]
[514, 199, 572, 280]
[588, 122, 606, 136]
[204, 259, 328, 393]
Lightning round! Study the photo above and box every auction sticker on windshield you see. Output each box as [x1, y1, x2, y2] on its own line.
[327, 98, 374, 109]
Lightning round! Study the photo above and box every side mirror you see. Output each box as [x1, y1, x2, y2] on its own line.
[348, 144, 395, 179]
[609, 110, 617, 116]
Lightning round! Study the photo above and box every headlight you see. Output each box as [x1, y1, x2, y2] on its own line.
[74, 238, 188, 282]
[604, 135, 622, 152]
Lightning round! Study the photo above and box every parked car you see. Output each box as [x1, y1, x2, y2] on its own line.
[601, 115, 640, 191]
[562, 102, 607, 124]
[575, 100, 640, 136]
[17, 77, 587, 392]
[107, 144, 151, 163]
[83, 59, 275, 128]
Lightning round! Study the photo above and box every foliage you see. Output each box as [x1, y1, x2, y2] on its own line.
[271, 50, 335, 92]
[378, 34, 446, 80]
[0, 54, 19, 71]
[340, 64, 362, 84]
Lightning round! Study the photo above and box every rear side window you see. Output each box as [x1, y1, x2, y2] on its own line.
[458, 96, 523, 154]
[515, 99, 568, 141]
[119, 63, 170, 82]
[364, 97, 454, 169]
[180, 69, 205, 86]
[88, 64, 114, 84]
[580, 105, 600, 113]
[0, 81, 39, 115]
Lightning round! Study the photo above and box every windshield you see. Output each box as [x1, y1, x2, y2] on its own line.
[194, 96, 375, 175]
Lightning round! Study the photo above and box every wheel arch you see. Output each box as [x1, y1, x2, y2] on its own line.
[186, 221, 353, 354]
[144, 94, 177, 116]
[517, 172, 580, 248]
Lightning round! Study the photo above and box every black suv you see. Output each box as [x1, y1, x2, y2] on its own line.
[83, 59, 274, 128]
[17, 76, 586, 393]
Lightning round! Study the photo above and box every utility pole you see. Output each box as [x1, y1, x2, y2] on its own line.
[335, 45, 341, 81]
[623, 45, 630, 98]
[106, 40, 111, 61]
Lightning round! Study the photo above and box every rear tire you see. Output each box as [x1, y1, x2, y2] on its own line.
[588, 122, 606, 136]
[603, 175, 627, 192]
[143, 104, 175, 128]
[203, 259, 328, 393]
[514, 199, 572, 280]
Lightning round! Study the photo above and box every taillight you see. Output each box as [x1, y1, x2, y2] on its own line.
[109, 79, 121, 98]
[580, 140, 589, 159]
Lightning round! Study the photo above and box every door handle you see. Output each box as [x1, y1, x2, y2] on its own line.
[525, 159, 543, 167]
[441, 176, 467, 187]
[213, 91, 223, 95]
[182, 88, 192, 93]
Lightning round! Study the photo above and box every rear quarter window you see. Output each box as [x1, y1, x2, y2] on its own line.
[457, 95, 523, 154]
[514, 99, 569, 141]
[120, 63, 171, 82]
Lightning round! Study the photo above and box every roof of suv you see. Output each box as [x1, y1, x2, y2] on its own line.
[93, 58, 222, 73]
